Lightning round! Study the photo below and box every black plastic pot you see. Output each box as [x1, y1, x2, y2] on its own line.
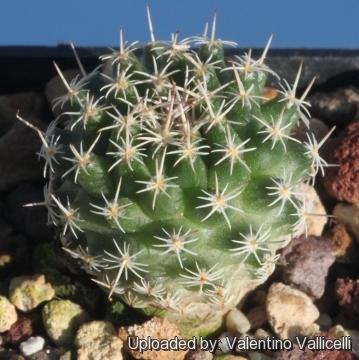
[1, 45, 359, 95]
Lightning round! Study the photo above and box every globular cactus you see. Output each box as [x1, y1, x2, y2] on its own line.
[20, 9, 331, 337]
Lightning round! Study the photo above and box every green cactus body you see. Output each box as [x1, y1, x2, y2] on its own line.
[21, 10, 330, 338]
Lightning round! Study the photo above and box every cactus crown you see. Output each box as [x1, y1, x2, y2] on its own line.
[20, 8, 330, 337]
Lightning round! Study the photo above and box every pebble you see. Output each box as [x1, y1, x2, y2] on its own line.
[301, 323, 320, 338]
[335, 278, 359, 322]
[280, 236, 335, 299]
[19, 336, 45, 356]
[253, 328, 272, 341]
[246, 306, 268, 331]
[226, 308, 251, 334]
[4, 312, 42, 346]
[317, 331, 357, 360]
[26, 346, 74, 360]
[42, 299, 91, 347]
[0, 295, 17, 332]
[185, 349, 213, 360]
[333, 202, 359, 243]
[325, 222, 358, 263]
[323, 119, 359, 203]
[216, 332, 238, 355]
[75, 321, 123, 360]
[277, 330, 359, 359]
[263, 87, 278, 102]
[330, 325, 359, 357]
[295, 182, 328, 237]
[275, 344, 312, 360]
[119, 317, 188, 360]
[266, 282, 319, 341]
[315, 313, 333, 331]
[9, 274, 55, 312]
[248, 352, 272, 360]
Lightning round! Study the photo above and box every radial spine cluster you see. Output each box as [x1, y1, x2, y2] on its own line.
[20, 8, 332, 336]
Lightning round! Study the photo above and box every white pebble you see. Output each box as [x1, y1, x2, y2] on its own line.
[266, 283, 319, 340]
[226, 307, 251, 334]
[19, 336, 45, 356]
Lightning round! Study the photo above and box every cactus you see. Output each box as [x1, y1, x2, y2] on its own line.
[20, 8, 331, 338]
